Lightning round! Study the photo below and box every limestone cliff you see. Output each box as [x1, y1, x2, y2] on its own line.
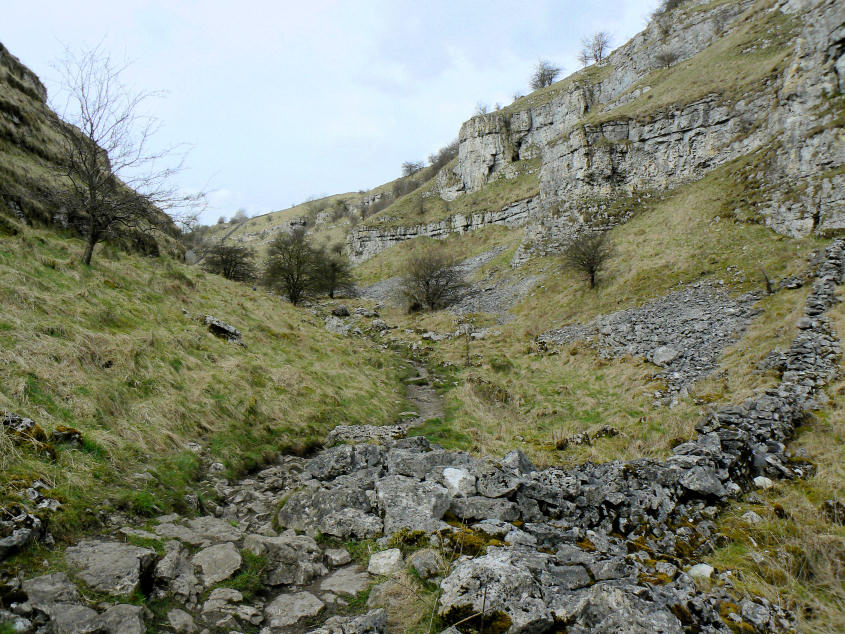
[349, 0, 843, 263]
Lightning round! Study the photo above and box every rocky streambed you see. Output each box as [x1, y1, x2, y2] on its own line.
[1, 241, 844, 633]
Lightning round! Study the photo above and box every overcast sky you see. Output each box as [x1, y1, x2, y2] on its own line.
[4, 1, 657, 224]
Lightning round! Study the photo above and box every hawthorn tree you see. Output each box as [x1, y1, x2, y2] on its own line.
[263, 227, 317, 305]
[314, 251, 355, 299]
[203, 242, 256, 282]
[52, 44, 201, 265]
[530, 60, 562, 90]
[562, 231, 614, 289]
[400, 246, 466, 311]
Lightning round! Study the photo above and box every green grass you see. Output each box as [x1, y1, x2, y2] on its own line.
[362, 159, 540, 230]
[0, 225, 406, 539]
[578, 0, 799, 128]
[354, 224, 522, 286]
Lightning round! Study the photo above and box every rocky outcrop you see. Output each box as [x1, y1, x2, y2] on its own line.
[540, 282, 762, 399]
[439, 0, 844, 253]
[346, 196, 539, 263]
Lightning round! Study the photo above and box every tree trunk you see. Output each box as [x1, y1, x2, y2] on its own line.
[589, 270, 596, 289]
[82, 232, 96, 266]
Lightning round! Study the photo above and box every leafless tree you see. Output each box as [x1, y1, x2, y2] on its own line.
[203, 241, 256, 282]
[400, 247, 466, 311]
[401, 161, 425, 177]
[562, 231, 614, 289]
[474, 102, 488, 115]
[427, 140, 459, 172]
[52, 43, 202, 265]
[580, 32, 613, 65]
[654, 48, 679, 68]
[231, 208, 249, 223]
[530, 60, 562, 90]
[263, 227, 317, 305]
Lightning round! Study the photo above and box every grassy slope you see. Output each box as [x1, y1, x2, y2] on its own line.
[0, 222, 407, 538]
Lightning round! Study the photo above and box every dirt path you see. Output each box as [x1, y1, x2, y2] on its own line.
[404, 360, 444, 424]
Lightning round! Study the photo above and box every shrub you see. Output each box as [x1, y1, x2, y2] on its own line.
[561, 231, 614, 289]
[203, 242, 256, 282]
[400, 246, 466, 311]
[530, 60, 562, 90]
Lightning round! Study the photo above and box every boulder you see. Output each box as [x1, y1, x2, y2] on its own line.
[100, 604, 146, 634]
[441, 467, 476, 497]
[307, 608, 388, 634]
[191, 542, 242, 587]
[367, 549, 403, 576]
[449, 496, 520, 522]
[64, 540, 156, 596]
[203, 315, 242, 343]
[319, 508, 383, 540]
[264, 591, 325, 628]
[325, 548, 353, 567]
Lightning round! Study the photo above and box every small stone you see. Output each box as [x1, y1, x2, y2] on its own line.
[687, 563, 714, 580]
[753, 476, 774, 490]
[741, 511, 763, 524]
[192, 542, 242, 586]
[409, 549, 441, 579]
[319, 566, 370, 596]
[652, 345, 680, 365]
[325, 548, 352, 567]
[367, 549, 403, 576]
[264, 591, 324, 628]
[167, 608, 197, 633]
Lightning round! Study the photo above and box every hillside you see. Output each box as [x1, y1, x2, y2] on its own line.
[1, 1, 844, 633]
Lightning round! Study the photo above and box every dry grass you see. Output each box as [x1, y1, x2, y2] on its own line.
[582, 0, 798, 127]
[0, 226, 406, 537]
[362, 159, 540, 230]
[354, 225, 522, 286]
[707, 301, 845, 633]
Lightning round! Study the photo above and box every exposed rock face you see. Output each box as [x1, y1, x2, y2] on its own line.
[444, 0, 844, 245]
[347, 196, 538, 263]
[346, 0, 842, 268]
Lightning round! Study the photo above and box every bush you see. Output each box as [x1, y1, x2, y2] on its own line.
[530, 60, 562, 90]
[428, 140, 459, 172]
[562, 231, 614, 289]
[262, 228, 317, 305]
[654, 49, 679, 68]
[203, 242, 256, 282]
[314, 252, 355, 299]
[400, 247, 466, 311]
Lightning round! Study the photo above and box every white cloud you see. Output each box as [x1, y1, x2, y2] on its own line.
[2, 0, 658, 224]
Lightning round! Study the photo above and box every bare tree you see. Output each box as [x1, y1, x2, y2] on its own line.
[52, 43, 202, 265]
[203, 242, 256, 282]
[401, 161, 425, 177]
[654, 48, 679, 68]
[562, 231, 614, 289]
[231, 208, 249, 223]
[400, 247, 466, 311]
[427, 140, 459, 172]
[263, 227, 316, 305]
[474, 102, 488, 115]
[530, 60, 562, 90]
[580, 32, 613, 65]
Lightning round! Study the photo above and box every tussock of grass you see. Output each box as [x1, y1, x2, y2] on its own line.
[0, 226, 405, 537]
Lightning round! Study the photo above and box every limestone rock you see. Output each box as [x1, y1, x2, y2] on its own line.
[64, 540, 156, 596]
[264, 591, 325, 628]
[319, 566, 370, 596]
[99, 604, 146, 634]
[367, 549, 403, 576]
[409, 549, 441, 579]
[167, 608, 197, 633]
[192, 542, 242, 587]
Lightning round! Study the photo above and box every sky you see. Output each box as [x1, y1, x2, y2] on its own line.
[3, 0, 657, 224]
